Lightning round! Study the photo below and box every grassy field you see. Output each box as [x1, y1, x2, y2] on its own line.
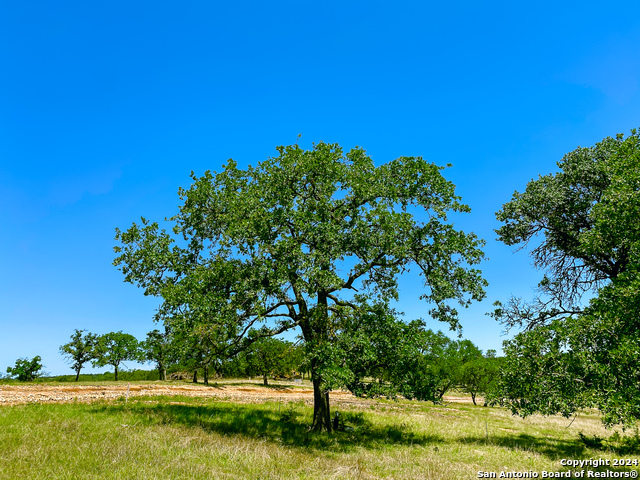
[1, 382, 638, 480]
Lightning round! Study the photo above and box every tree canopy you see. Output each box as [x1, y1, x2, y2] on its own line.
[243, 334, 297, 386]
[92, 331, 141, 381]
[114, 141, 487, 431]
[492, 129, 640, 426]
[60, 329, 98, 381]
[141, 328, 177, 381]
[6, 356, 44, 381]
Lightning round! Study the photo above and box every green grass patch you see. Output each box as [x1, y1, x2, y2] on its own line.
[0, 391, 638, 479]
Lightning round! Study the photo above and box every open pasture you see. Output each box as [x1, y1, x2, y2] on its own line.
[1, 381, 637, 480]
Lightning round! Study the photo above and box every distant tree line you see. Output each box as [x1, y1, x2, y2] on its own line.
[6, 321, 500, 408]
[50, 322, 501, 406]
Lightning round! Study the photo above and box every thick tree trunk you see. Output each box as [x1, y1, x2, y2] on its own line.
[263, 373, 268, 386]
[75, 368, 81, 382]
[114, 366, 119, 381]
[300, 289, 333, 432]
[192, 370, 198, 383]
[311, 376, 332, 432]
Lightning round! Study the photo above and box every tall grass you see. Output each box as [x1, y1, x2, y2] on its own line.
[0, 391, 637, 479]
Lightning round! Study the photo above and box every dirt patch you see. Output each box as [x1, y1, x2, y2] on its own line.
[0, 383, 478, 407]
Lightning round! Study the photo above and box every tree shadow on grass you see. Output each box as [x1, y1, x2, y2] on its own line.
[458, 433, 586, 460]
[220, 382, 309, 390]
[91, 398, 442, 451]
[91, 398, 626, 460]
[460, 431, 640, 461]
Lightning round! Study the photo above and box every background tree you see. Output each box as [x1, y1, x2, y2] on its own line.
[141, 328, 177, 381]
[168, 316, 232, 385]
[92, 331, 141, 381]
[114, 142, 487, 431]
[218, 352, 249, 378]
[398, 333, 484, 403]
[314, 301, 427, 398]
[330, 306, 494, 405]
[243, 334, 296, 385]
[59, 329, 98, 381]
[6, 356, 44, 381]
[458, 350, 499, 406]
[492, 129, 640, 426]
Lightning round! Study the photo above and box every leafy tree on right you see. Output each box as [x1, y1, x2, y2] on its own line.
[491, 129, 640, 426]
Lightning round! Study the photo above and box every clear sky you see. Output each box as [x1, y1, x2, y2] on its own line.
[1, 1, 639, 376]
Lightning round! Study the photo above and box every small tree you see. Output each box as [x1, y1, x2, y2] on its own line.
[170, 321, 227, 385]
[141, 328, 176, 381]
[60, 329, 98, 381]
[244, 334, 296, 385]
[6, 356, 44, 381]
[92, 332, 141, 381]
[458, 350, 499, 405]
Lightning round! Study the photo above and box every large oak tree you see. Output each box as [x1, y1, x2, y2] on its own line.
[114, 142, 487, 431]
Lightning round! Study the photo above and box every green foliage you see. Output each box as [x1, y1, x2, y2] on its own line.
[141, 328, 178, 381]
[492, 128, 640, 426]
[167, 319, 227, 385]
[6, 356, 44, 381]
[92, 331, 141, 381]
[578, 430, 640, 454]
[399, 333, 486, 403]
[458, 350, 500, 405]
[59, 329, 98, 381]
[307, 301, 494, 404]
[243, 334, 298, 385]
[114, 142, 487, 430]
[217, 353, 249, 378]
[298, 304, 406, 400]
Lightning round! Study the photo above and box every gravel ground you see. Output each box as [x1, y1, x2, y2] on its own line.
[0, 383, 478, 407]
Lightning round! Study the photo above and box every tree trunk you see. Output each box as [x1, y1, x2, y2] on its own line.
[300, 290, 333, 432]
[263, 373, 268, 386]
[114, 365, 119, 381]
[311, 376, 332, 432]
[75, 368, 81, 382]
[192, 370, 198, 383]
[204, 365, 209, 386]
[471, 393, 477, 405]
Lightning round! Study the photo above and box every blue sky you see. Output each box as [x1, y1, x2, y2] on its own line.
[1, 1, 639, 376]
